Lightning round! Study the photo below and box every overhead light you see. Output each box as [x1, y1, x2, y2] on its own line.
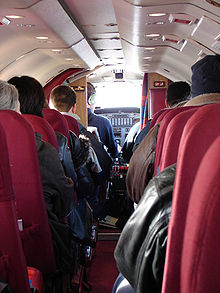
[143, 56, 152, 60]
[6, 15, 24, 19]
[154, 21, 165, 25]
[145, 33, 160, 38]
[143, 64, 151, 66]
[144, 47, 156, 50]
[36, 36, 48, 40]
[65, 58, 74, 61]
[149, 13, 166, 17]
[52, 49, 62, 52]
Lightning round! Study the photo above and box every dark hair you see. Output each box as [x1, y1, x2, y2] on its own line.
[8, 76, 45, 117]
[166, 81, 190, 106]
[50, 85, 76, 112]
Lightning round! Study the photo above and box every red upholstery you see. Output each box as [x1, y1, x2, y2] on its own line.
[43, 108, 70, 142]
[63, 114, 80, 137]
[153, 106, 198, 176]
[149, 108, 171, 130]
[180, 136, 220, 293]
[159, 107, 198, 172]
[0, 123, 31, 292]
[23, 114, 59, 152]
[162, 103, 220, 293]
[0, 110, 56, 274]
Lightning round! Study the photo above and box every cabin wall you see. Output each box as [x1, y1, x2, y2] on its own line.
[70, 77, 88, 127]
[148, 73, 168, 119]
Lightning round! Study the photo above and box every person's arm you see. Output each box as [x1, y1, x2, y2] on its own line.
[104, 118, 118, 158]
[36, 135, 74, 218]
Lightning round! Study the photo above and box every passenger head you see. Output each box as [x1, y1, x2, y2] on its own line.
[8, 76, 45, 117]
[191, 54, 220, 98]
[166, 81, 190, 107]
[87, 82, 96, 110]
[0, 79, 20, 112]
[49, 85, 77, 112]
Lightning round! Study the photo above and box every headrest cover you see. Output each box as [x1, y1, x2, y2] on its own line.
[191, 55, 220, 98]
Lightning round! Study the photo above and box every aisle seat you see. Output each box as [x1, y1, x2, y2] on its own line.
[159, 108, 198, 172]
[180, 136, 220, 293]
[23, 114, 59, 152]
[0, 110, 56, 274]
[43, 108, 70, 144]
[153, 106, 199, 176]
[0, 123, 31, 293]
[149, 108, 171, 130]
[63, 114, 80, 137]
[162, 103, 220, 293]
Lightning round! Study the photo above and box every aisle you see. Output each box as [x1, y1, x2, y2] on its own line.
[84, 239, 119, 293]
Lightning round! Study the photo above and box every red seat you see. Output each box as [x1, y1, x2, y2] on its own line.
[153, 106, 199, 176]
[149, 108, 171, 129]
[159, 107, 198, 172]
[63, 114, 80, 137]
[23, 114, 59, 152]
[0, 110, 56, 274]
[162, 103, 220, 293]
[181, 136, 220, 293]
[0, 123, 31, 292]
[43, 108, 70, 143]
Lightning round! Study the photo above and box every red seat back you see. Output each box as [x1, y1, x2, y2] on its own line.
[153, 106, 199, 176]
[0, 123, 31, 293]
[23, 114, 59, 152]
[63, 114, 80, 137]
[162, 103, 220, 293]
[43, 108, 70, 142]
[181, 136, 220, 293]
[0, 110, 56, 274]
[149, 108, 171, 129]
[159, 108, 198, 172]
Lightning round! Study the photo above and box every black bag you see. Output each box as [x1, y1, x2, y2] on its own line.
[114, 164, 176, 293]
[80, 124, 113, 183]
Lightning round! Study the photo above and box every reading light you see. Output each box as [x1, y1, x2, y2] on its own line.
[145, 33, 160, 38]
[149, 13, 166, 17]
[144, 47, 156, 50]
[6, 15, 24, 19]
[36, 36, 49, 40]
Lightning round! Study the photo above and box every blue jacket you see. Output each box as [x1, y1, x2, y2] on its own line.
[87, 108, 118, 158]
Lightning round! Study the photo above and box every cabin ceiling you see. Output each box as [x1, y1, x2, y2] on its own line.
[0, 0, 219, 85]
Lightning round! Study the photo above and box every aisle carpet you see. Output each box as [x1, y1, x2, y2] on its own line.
[84, 240, 119, 293]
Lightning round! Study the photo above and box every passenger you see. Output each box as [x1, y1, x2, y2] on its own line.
[49, 84, 80, 135]
[87, 82, 118, 158]
[49, 85, 102, 209]
[7, 76, 76, 273]
[113, 54, 220, 293]
[132, 81, 190, 153]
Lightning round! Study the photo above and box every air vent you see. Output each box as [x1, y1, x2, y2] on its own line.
[162, 34, 183, 44]
[169, 13, 198, 25]
[0, 17, 10, 26]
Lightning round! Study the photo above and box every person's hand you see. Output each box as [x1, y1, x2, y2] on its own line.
[66, 177, 74, 186]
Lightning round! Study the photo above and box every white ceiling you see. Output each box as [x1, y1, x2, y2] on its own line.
[0, 0, 219, 85]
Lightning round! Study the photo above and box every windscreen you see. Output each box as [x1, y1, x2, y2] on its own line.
[94, 82, 142, 108]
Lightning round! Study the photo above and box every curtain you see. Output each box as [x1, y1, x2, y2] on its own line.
[140, 73, 149, 130]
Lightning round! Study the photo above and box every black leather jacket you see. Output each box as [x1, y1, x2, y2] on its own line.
[115, 164, 176, 293]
